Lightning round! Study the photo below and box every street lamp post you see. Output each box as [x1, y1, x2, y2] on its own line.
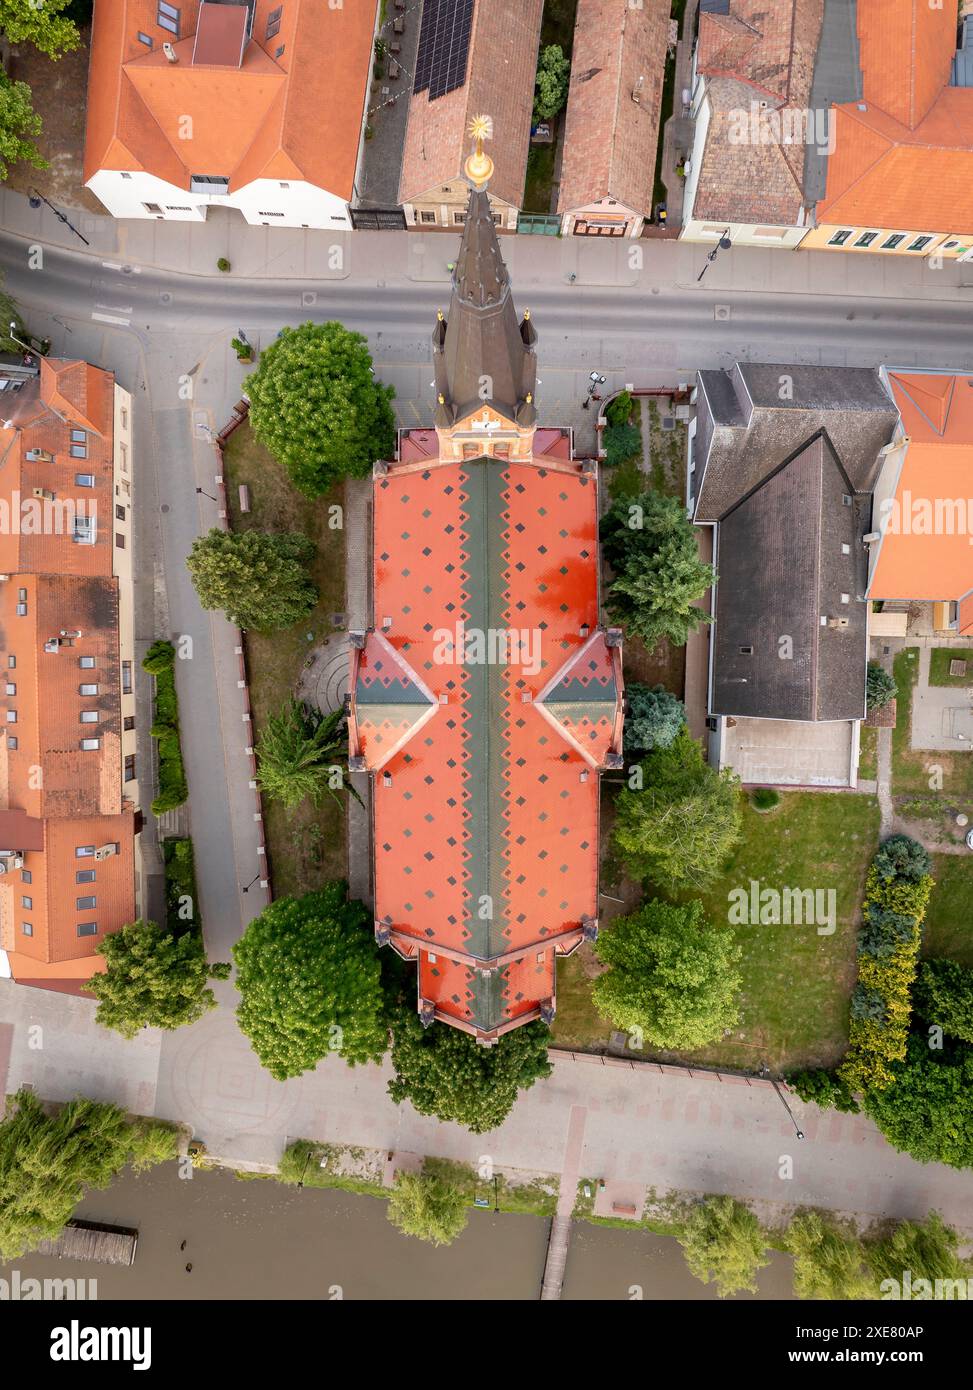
[27, 187, 90, 246]
[582, 371, 606, 409]
[697, 229, 732, 283]
[761, 1063, 805, 1139]
[241, 873, 260, 893]
[8, 321, 34, 359]
[195, 486, 217, 502]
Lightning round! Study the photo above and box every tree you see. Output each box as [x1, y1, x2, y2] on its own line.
[866, 661, 896, 713]
[623, 682, 686, 757]
[868, 1212, 969, 1296]
[533, 44, 570, 122]
[233, 885, 387, 1079]
[679, 1196, 769, 1297]
[592, 898, 741, 1050]
[0, 74, 46, 181]
[862, 1034, 973, 1169]
[871, 834, 931, 885]
[613, 728, 742, 889]
[0, 0, 80, 58]
[187, 528, 317, 631]
[387, 1171, 468, 1246]
[88, 921, 230, 1039]
[603, 422, 641, 467]
[245, 321, 395, 496]
[915, 958, 973, 1043]
[257, 701, 353, 811]
[0, 1089, 177, 1259]
[600, 492, 715, 650]
[787, 1068, 859, 1114]
[387, 1008, 551, 1134]
[605, 390, 633, 428]
[785, 1212, 874, 1300]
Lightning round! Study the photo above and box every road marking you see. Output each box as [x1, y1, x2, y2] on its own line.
[95, 302, 133, 314]
[101, 261, 122, 270]
[91, 311, 131, 326]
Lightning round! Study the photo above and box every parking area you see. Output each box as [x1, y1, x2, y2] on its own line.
[719, 717, 856, 788]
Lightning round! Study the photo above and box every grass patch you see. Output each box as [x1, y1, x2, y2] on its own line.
[162, 836, 199, 936]
[565, 792, 880, 1069]
[222, 423, 346, 894]
[143, 640, 188, 816]
[423, 1157, 558, 1218]
[891, 647, 973, 798]
[523, 143, 556, 215]
[858, 725, 878, 781]
[928, 647, 973, 687]
[645, 402, 687, 498]
[922, 854, 973, 966]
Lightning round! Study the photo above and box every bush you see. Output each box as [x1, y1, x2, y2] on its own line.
[623, 682, 685, 757]
[143, 642, 188, 817]
[872, 835, 931, 884]
[605, 390, 633, 428]
[857, 905, 916, 960]
[866, 662, 896, 712]
[787, 1068, 859, 1114]
[862, 1035, 973, 1169]
[603, 422, 641, 468]
[751, 788, 780, 811]
[915, 958, 973, 1043]
[217, 257, 231, 272]
[163, 836, 199, 935]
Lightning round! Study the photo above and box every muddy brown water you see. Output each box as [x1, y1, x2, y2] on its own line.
[2, 1164, 795, 1300]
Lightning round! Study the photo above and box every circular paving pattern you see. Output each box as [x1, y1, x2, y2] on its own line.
[296, 633, 351, 714]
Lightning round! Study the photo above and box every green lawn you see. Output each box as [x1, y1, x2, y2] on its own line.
[858, 725, 878, 781]
[928, 647, 973, 687]
[922, 854, 973, 966]
[522, 144, 556, 215]
[556, 792, 881, 1070]
[222, 422, 347, 895]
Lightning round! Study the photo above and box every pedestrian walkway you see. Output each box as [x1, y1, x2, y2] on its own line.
[541, 1106, 587, 1299]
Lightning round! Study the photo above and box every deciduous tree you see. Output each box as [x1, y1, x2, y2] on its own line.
[915, 958, 973, 1043]
[187, 527, 317, 631]
[0, 74, 45, 181]
[387, 1171, 468, 1246]
[245, 321, 395, 496]
[862, 1034, 973, 1169]
[784, 1212, 874, 1300]
[88, 921, 230, 1039]
[592, 898, 742, 1050]
[0, 0, 80, 58]
[533, 44, 570, 122]
[233, 885, 387, 1079]
[679, 1195, 769, 1297]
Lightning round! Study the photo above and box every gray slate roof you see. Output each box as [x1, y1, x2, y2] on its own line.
[711, 433, 869, 721]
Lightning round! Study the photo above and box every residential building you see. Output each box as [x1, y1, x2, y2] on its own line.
[349, 125, 624, 1041]
[398, 0, 544, 231]
[681, 0, 825, 248]
[557, 0, 670, 238]
[868, 370, 973, 635]
[689, 362, 899, 787]
[805, 0, 973, 259]
[84, 0, 377, 227]
[0, 359, 140, 995]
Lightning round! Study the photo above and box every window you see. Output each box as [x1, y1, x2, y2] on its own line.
[419, 211, 436, 224]
[124, 715, 135, 732]
[17, 587, 25, 601]
[882, 233, 905, 250]
[739, 645, 754, 655]
[21, 896, 31, 909]
[77, 922, 98, 938]
[275, 44, 285, 58]
[80, 738, 100, 751]
[492, 213, 503, 226]
[908, 235, 933, 251]
[80, 711, 99, 724]
[279, 183, 290, 190]
[125, 753, 136, 782]
[5, 683, 14, 696]
[6, 711, 16, 724]
[453, 212, 466, 225]
[75, 473, 95, 488]
[855, 231, 878, 247]
[7, 656, 14, 669]
[266, 5, 282, 39]
[20, 869, 31, 884]
[22, 922, 32, 937]
[80, 683, 98, 696]
[137, 30, 153, 47]
[828, 229, 853, 246]
[73, 516, 96, 544]
[115, 533, 125, 549]
[70, 429, 87, 458]
[257, 211, 285, 218]
[77, 896, 97, 910]
[842, 494, 853, 506]
[16, 603, 26, 617]
[121, 172, 133, 180]
[76, 870, 96, 884]
[122, 661, 132, 694]
[190, 175, 229, 195]
[157, 1, 179, 35]
[80, 656, 95, 669]
[7, 737, 16, 750]
[143, 203, 163, 215]
[76, 845, 95, 857]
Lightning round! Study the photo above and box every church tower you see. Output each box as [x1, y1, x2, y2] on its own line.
[432, 116, 538, 463]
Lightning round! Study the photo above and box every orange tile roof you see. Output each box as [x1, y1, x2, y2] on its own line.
[857, 0, 957, 131]
[869, 372, 973, 602]
[557, 0, 670, 217]
[398, 0, 544, 207]
[84, 0, 375, 198]
[352, 448, 624, 1036]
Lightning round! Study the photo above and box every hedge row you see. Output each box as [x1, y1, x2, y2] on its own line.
[838, 837, 934, 1094]
[143, 640, 188, 816]
[162, 835, 200, 937]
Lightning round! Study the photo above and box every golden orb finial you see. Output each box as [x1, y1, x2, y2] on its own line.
[526, 392, 533, 404]
[437, 309, 444, 321]
[464, 114, 495, 190]
[437, 392, 445, 405]
[524, 308, 531, 320]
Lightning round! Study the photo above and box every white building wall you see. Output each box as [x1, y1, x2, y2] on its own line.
[86, 169, 353, 229]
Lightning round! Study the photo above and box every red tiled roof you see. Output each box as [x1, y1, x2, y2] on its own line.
[857, 0, 957, 131]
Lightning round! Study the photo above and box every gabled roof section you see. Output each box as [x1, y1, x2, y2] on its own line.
[557, 0, 670, 216]
[536, 632, 622, 768]
[857, 0, 957, 131]
[696, 0, 811, 103]
[351, 633, 437, 772]
[84, 0, 374, 197]
[398, 0, 544, 206]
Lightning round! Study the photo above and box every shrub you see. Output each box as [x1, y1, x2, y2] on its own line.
[866, 662, 897, 712]
[143, 642, 188, 817]
[751, 788, 780, 811]
[915, 958, 973, 1043]
[623, 682, 685, 757]
[872, 834, 931, 884]
[857, 905, 916, 959]
[603, 422, 642, 468]
[217, 257, 231, 272]
[787, 1068, 859, 1114]
[605, 390, 633, 428]
[142, 639, 175, 674]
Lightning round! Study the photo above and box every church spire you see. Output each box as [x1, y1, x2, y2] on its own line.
[432, 116, 537, 457]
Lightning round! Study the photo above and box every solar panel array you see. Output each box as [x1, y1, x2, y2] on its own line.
[413, 0, 475, 102]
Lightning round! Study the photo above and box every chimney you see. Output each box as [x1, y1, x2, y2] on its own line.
[163, 41, 178, 63]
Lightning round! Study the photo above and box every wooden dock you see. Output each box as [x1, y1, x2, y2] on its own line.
[36, 1219, 138, 1267]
